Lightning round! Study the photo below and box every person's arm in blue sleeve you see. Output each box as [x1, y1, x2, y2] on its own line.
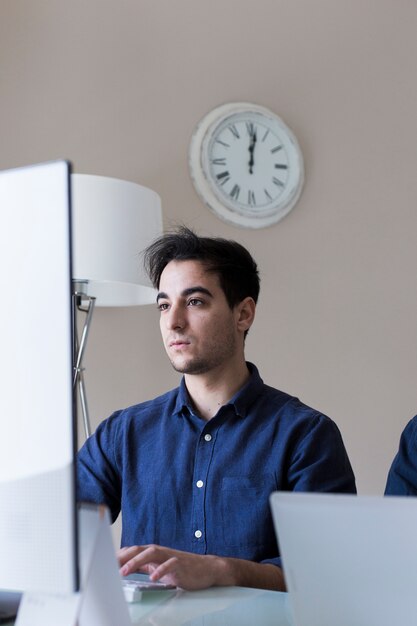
[385, 415, 417, 496]
[77, 411, 122, 522]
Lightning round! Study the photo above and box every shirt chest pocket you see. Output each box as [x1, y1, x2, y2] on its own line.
[219, 474, 275, 548]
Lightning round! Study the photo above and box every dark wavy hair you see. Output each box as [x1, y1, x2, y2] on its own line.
[144, 226, 260, 309]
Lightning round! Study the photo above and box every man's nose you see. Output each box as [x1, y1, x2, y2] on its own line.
[166, 304, 185, 330]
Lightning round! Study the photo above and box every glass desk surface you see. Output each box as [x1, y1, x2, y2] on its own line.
[5, 586, 292, 626]
[127, 586, 293, 626]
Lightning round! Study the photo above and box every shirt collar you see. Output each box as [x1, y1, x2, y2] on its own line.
[172, 362, 264, 419]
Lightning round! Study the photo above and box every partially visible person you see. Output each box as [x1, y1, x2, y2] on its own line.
[385, 415, 417, 495]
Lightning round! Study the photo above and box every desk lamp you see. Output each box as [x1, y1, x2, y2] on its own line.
[71, 174, 162, 438]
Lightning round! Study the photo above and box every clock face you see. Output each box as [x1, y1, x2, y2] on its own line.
[189, 103, 304, 228]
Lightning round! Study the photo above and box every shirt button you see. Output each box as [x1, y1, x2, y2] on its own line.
[204, 434, 212, 442]
[194, 530, 202, 539]
[196, 480, 204, 488]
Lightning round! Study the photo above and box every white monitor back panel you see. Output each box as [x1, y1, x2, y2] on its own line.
[0, 161, 77, 593]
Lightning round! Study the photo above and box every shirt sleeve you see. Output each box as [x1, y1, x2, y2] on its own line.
[286, 411, 356, 494]
[76, 412, 122, 522]
[385, 415, 417, 496]
[263, 410, 356, 570]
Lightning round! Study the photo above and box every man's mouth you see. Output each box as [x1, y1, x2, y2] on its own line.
[169, 339, 190, 348]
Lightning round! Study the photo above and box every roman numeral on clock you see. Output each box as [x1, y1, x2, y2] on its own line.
[217, 171, 230, 185]
[211, 158, 227, 166]
[246, 122, 255, 137]
[230, 184, 240, 200]
[228, 124, 240, 139]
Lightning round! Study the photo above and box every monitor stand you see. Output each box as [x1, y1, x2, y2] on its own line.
[15, 505, 131, 626]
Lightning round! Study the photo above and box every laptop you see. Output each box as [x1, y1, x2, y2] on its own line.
[270, 491, 417, 626]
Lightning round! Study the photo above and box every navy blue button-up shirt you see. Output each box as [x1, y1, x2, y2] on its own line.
[77, 363, 356, 568]
[385, 415, 417, 495]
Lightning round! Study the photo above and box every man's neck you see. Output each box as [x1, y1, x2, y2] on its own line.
[184, 360, 250, 421]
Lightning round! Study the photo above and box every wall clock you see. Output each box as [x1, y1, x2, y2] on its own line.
[188, 102, 304, 229]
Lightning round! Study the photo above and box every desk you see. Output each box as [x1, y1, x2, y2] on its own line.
[127, 587, 293, 626]
[6, 587, 293, 625]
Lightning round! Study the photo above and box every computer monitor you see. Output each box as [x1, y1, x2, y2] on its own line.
[0, 161, 78, 599]
[0, 161, 133, 626]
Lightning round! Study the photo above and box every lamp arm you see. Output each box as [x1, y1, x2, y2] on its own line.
[72, 290, 96, 439]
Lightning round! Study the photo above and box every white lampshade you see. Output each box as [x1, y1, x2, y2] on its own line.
[71, 174, 162, 306]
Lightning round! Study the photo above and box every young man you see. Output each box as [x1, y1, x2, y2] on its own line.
[77, 227, 356, 591]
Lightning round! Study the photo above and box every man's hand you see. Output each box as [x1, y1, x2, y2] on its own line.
[118, 544, 226, 590]
[117, 544, 286, 591]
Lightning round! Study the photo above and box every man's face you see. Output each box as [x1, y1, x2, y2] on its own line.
[157, 260, 241, 375]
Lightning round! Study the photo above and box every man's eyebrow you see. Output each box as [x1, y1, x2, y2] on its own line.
[182, 286, 214, 298]
[156, 286, 213, 303]
[156, 291, 168, 303]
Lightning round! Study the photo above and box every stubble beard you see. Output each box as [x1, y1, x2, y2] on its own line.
[168, 331, 237, 376]
[170, 357, 214, 376]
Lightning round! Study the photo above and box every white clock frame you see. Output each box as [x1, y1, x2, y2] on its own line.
[188, 102, 305, 229]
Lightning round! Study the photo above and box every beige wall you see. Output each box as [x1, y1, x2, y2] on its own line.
[2, 0, 417, 497]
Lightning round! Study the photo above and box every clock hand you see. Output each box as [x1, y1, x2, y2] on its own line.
[248, 130, 257, 174]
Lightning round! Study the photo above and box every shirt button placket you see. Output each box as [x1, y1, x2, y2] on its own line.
[191, 428, 215, 551]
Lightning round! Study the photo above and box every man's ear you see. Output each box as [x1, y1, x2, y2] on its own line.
[236, 297, 256, 333]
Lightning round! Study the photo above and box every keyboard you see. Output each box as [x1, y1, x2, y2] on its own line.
[122, 579, 176, 603]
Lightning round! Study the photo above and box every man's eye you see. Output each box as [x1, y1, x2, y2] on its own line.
[188, 298, 202, 306]
[158, 303, 169, 311]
